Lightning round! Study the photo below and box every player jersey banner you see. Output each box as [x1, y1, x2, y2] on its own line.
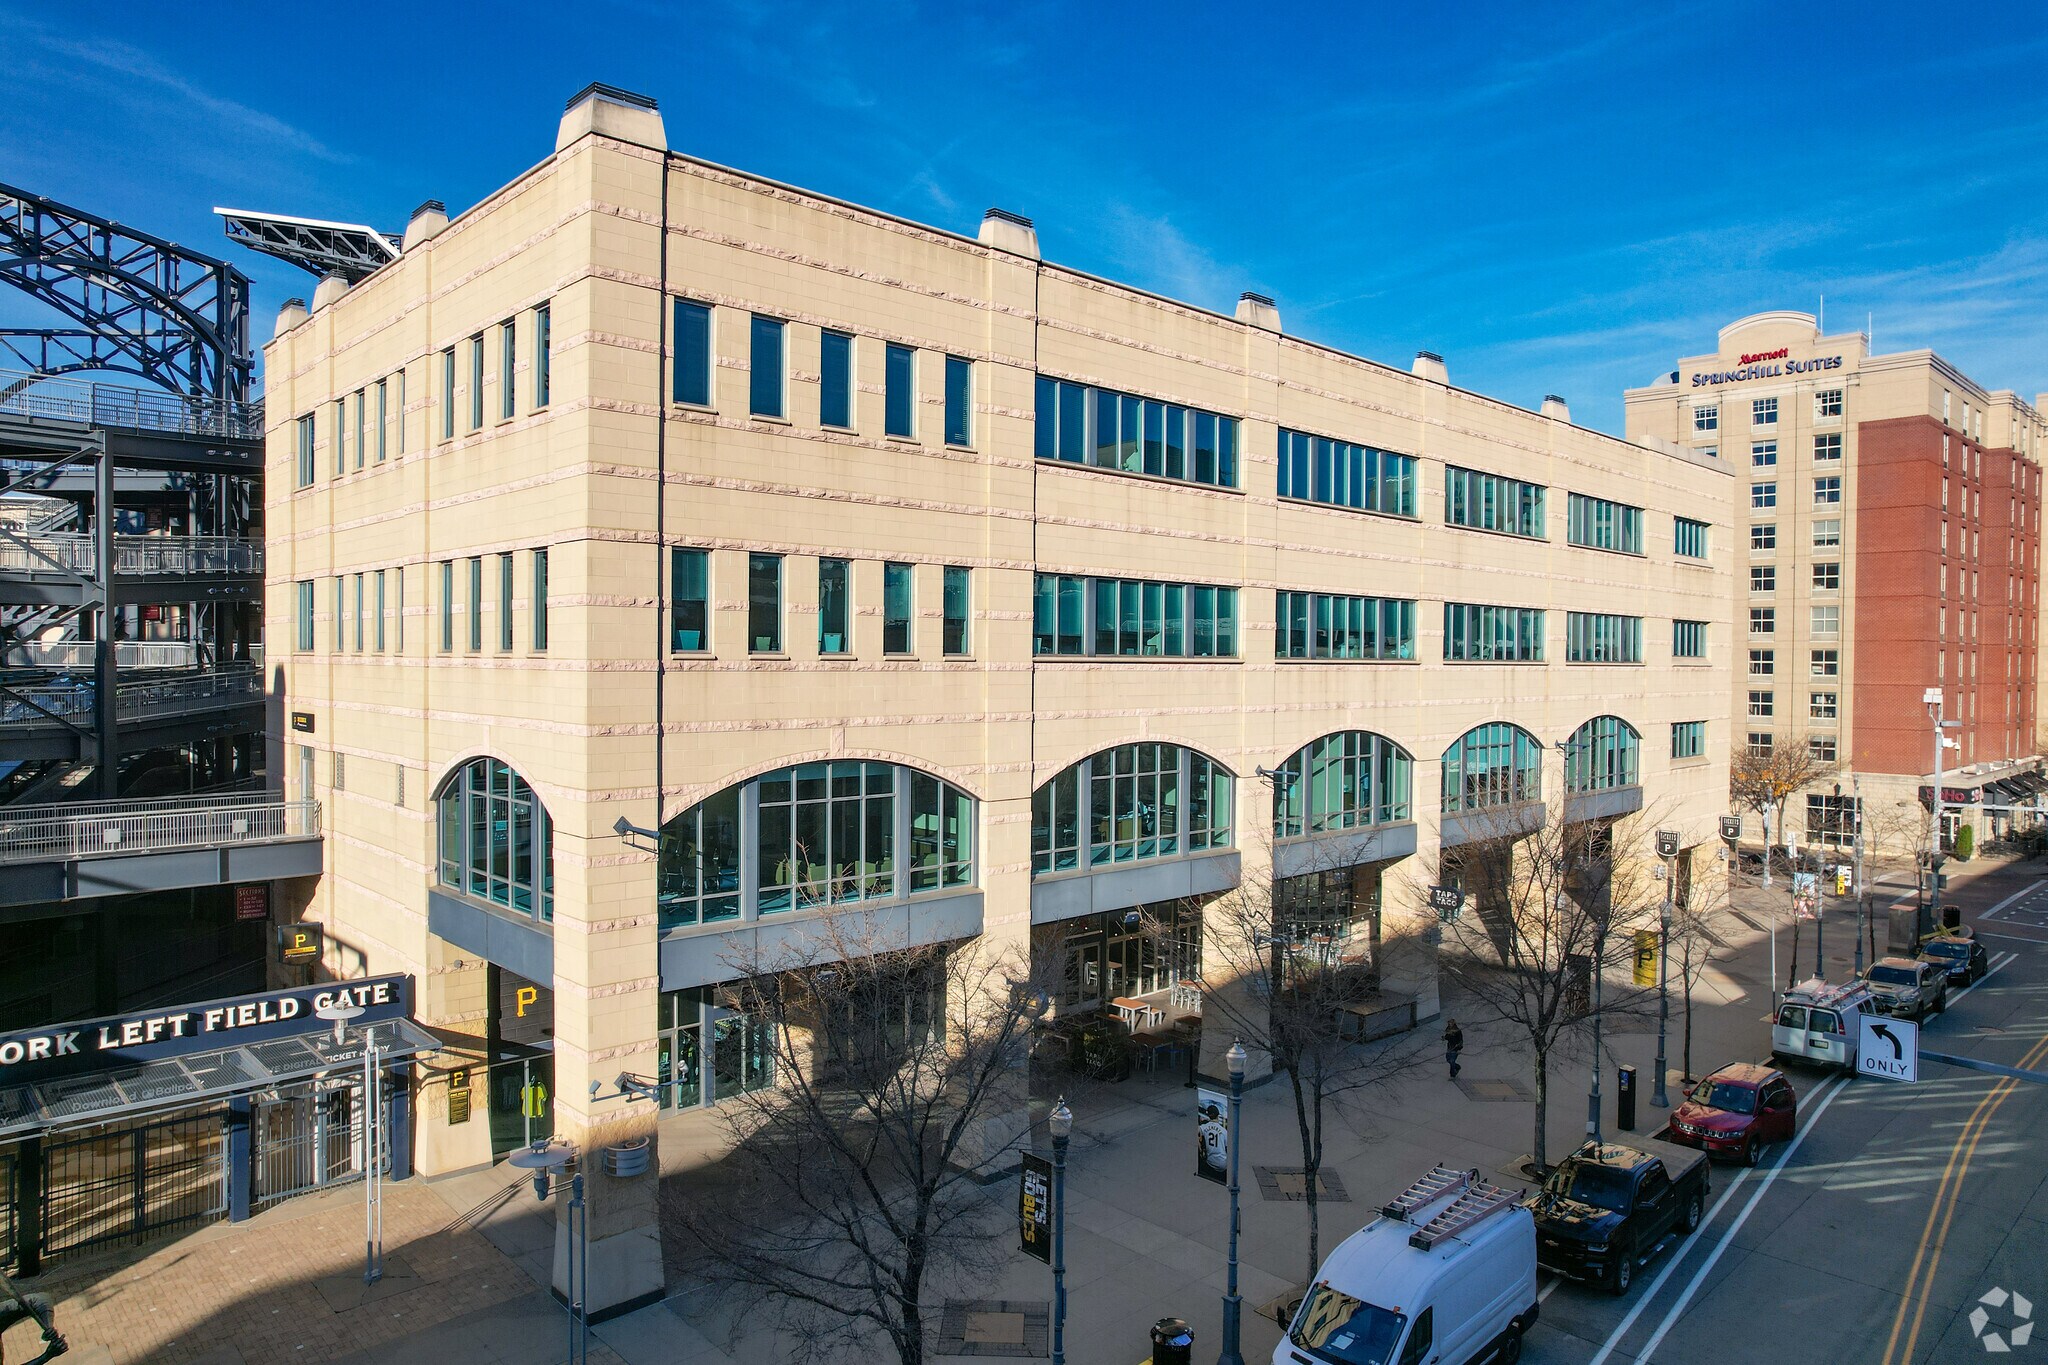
[1196, 1086, 1229, 1185]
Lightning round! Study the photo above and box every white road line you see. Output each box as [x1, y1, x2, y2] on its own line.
[1585, 1075, 1849, 1365]
[1972, 930, 2047, 944]
[1941, 951, 2018, 1010]
[1539, 1275, 1562, 1302]
[1980, 882, 2048, 922]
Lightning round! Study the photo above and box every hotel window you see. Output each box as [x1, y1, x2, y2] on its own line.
[1443, 602, 1545, 662]
[884, 344, 915, 438]
[1270, 731, 1413, 837]
[749, 553, 783, 653]
[1810, 691, 1838, 721]
[1815, 476, 1842, 505]
[1566, 612, 1642, 663]
[466, 557, 483, 652]
[1753, 396, 1778, 426]
[1752, 441, 1777, 468]
[674, 300, 713, 406]
[1671, 721, 1706, 760]
[942, 566, 971, 655]
[353, 574, 365, 653]
[1751, 524, 1776, 551]
[944, 356, 973, 447]
[671, 549, 709, 652]
[1674, 619, 1707, 659]
[1748, 691, 1774, 718]
[1700, 446, 1717, 460]
[819, 330, 853, 428]
[497, 554, 514, 652]
[294, 580, 314, 651]
[438, 561, 454, 652]
[1032, 574, 1238, 657]
[1814, 433, 1842, 462]
[1812, 562, 1840, 591]
[1441, 722, 1541, 814]
[334, 400, 347, 474]
[1813, 518, 1841, 549]
[295, 414, 315, 487]
[1811, 648, 1838, 677]
[1816, 389, 1843, 419]
[375, 379, 388, 463]
[1276, 428, 1417, 515]
[1750, 566, 1776, 593]
[1752, 482, 1777, 509]
[531, 549, 549, 652]
[1567, 493, 1644, 554]
[818, 557, 850, 654]
[1037, 377, 1242, 491]
[1747, 732, 1774, 756]
[395, 567, 405, 652]
[1031, 744, 1233, 874]
[1750, 608, 1775, 634]
[1749, 649, 1774, 676]
[353, 390, 366, 469]
[394, 369, 407, 453]
[1444, 466, 1546, 539]
[500, 318, 517, 419]
[534, 303, 550, 408]
[883, 562, 914, 655]
[436, 757, 554, 921]
[1674, 516, 1709, 558]
[374, 570, 386, 652]
[749, 314, 785, 418]
[1693, 404, 1719, 433]
[1564, 716, 1640, 793]
[1810, 736, 1838, 763]
[441, 347, 456, 439]
[1275, 591, 1417, 660]
[1811, 605, 1840, 636]
[468, 334, 485, 431]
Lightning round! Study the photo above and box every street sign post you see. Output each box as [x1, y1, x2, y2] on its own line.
[1857, 1013, 1919, 1084]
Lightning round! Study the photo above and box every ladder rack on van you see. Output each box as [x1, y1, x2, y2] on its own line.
[1408, 1177, 1521, 1251]
[1380, 1164, 1473, 1222]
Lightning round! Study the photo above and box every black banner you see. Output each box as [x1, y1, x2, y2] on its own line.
[1020, 1153, 1052, 1264]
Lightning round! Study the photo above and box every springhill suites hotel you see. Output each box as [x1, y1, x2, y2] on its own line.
[266, 84, 1732, 1311]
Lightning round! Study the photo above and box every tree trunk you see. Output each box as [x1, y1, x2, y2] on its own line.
[1288, 1058, 1320, 1285]
[899, 1241, 927, 1365]
[1532, 1048, 1549, 1172]
[1681, 977, 1695, 1083]
[1788, 914, 1803, 989]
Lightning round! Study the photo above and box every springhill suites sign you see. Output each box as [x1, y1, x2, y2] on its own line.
[1691, 347, 1845, 387]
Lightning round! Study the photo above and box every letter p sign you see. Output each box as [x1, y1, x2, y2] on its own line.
[516, 985, 538, 1018]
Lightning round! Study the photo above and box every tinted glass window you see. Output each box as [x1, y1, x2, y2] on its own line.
[1776, 1005, 1807, 1029]
[820, 330, 853, 428]
[1688, 1079, 1757, 1114]
[1868, 965, 1915, 986]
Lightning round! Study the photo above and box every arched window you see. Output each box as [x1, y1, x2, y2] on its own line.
[1272, 732, 1413, 838]
[436, 758, 554, 921]
[1565, 716, 1640, 793]
[1441, 723, 1541, 815]
[658, 761, 975, 931]
[1031, 743, 1234, 876]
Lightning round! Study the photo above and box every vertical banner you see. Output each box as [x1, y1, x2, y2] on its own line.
[1196, 1087, 1229, 1184]
[1019, 1152, 1052, 1264]
[1792, 872, 1820, 921]
[1633, 930, 1658, 988]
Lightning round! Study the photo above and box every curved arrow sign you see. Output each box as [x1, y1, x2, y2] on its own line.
[1858, 1013, 1919, 1083]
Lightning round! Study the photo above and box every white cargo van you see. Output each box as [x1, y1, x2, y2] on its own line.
[1277, 1165, 1538, 1365]
[1771, 977, 1876, 1071]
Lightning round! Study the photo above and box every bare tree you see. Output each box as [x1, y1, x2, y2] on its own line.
[665, 917, 1052, 1365]
[1730, 738, 1839, 885]
[1428, 802, 1658, 1173]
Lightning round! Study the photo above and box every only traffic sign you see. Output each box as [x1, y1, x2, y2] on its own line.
[1857, 1012, 1919, 1084]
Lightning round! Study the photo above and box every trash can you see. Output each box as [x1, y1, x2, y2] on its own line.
[1616, 1065, 1637, 1133]
[1150, 1317, 1193, 1365]
[1943, 903, 1962, 932]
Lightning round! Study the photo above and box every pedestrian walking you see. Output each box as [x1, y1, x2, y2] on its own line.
[1442, 1019, 1464, 1079]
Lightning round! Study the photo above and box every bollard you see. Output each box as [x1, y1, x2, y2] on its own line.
[1616, 1064, 1637, 1133]
[1149, 1316, 1193, 1365]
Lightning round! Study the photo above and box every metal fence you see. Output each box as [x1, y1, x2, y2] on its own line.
[0, 533, 264, 577]
[254, 1082, 389, 1210]
[0, 1150, 13, 1270]
[0, 666, 263, 730]
[1, 640, 199, 670]
[40, 1111, 229, 1259]
[0, 369, 263, 440]
[0, 795, 321, 863]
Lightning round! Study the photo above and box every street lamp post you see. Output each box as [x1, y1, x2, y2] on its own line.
[315, 1000, 383, 1287]
[1925, 688, 1961, 920]
[1853, 775, 1867, 978]
[1218, 1040, 1247, 1365]
[1048, 1100, 1071, 1365]
[510, 1139, 587, 1365]
[1653, 831, 1679, 1108]
[1554, 738, 1607, 1141]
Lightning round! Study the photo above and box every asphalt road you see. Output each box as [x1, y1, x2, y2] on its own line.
[1524, 861, 2048, 1365]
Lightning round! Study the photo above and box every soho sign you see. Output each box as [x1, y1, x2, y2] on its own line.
[1692, 352, 1844, 387]
[0, 979, 398, 1068]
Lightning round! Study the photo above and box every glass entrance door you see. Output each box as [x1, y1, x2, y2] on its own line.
[711, 1010, 773, 1099]
[660, 988, 772, 1108]
[657, 1017, 701, 1109]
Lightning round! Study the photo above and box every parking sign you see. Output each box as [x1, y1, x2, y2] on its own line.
[1857, 1012, 1919, 1084]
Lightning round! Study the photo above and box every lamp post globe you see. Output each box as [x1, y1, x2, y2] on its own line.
[1048, 1098, 1072, 1365]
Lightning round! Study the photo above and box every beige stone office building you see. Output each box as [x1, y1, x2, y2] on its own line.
[1626, 313, 2047, 852]
[265, 84, 1733, 1311]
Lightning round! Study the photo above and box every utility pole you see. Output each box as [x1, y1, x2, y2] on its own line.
[1925, 688, 1959, 925]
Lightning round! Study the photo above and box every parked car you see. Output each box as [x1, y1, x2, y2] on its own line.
[1863, 956, 1949, 1021]
[1665, 1064, 1797, 1165]
[1281, 1164, 1537, 1365]
[1920, 932, 1988, 986]
[1772, 978, 1876, 1071]
[1529, 1138, 1709, 1296]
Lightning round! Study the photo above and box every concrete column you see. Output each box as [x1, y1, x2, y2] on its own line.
[226, 1095, 254, 1221]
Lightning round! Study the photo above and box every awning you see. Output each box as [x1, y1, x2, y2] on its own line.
[0, 1017, 438, 1140]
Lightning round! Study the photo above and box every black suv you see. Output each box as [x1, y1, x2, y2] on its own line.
[1920, 935, 1988, 986]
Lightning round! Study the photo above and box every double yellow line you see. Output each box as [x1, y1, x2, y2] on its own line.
[1880, 1022, 2048, 1365]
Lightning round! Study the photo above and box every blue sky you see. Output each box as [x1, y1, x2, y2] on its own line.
[5, 0, 2045, 433]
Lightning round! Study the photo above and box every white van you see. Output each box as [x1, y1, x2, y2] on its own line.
[1770, 977, 1876, 1071]
[1277, 1165, 1538, 1365]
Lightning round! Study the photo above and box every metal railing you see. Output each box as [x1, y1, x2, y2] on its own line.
[0, 793, 321, 863]
[1, 667, 263, 730]
[0, 533, 263, 576]
[2, 640, 200, 669]
[0, 369, 263, 440]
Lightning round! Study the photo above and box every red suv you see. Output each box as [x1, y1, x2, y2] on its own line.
[1666, 1063, 1797, 1166]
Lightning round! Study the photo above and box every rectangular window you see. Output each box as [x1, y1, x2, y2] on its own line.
[1033, 575, 1238, 657]
[1749, 649, 1774, 676]
[1811, 605, 1840, 636]
[1442, 602, 1546, 662]
[748, 553, 783, 653]
[1813, 518, 1842, 549]
[1752, 441, 1777, 468]
[334, 399, 347, 474]
[1565, 611, 1643, 663]
[674, 300, 713, 406]
[1814, 476, 1842, 505]
[1671, 721, 1706, 759]
[497, 554, 514, 652]
[500, 319, 517, 419]
[749, 314, 785, 418]
[944, 356, 973, 447]
[440, 347, 456, 440]
[1752, 482, 1777, 509]
[375, 380, 388, 463]
[1445, 466, 1546, 538]
[1273, 591, 1417, 660]
[1811, 648, 1839, 677]
[1810, 691, 1839, 721]
[295, 580, 314, 651]
[395, 566, 405, 652]
[1694, 404, 1719, 433]
[295, 414, 315, 487]
[1567, 493, 1644, 554]
[1748, 732, 1774, 756]
[534, 302, 551, 408]
[467, 557, 483, 652]
[883, 561, 914, 654]
[531, 549, 548, 651]
[1814, 432, 1842, 461]
[819, 330, 853, 428]
[468, 334, 485, 431]
[439, 561, 453, 653]
[1753, 395, 1779, 426]
[885, 344, 915, 438]
[671, 548, 709, 651]
[354, 390, 366, 469]
[394, 369, 407, 454]
[374, 570, 386, 652]
[1812, 562, 1841, 590]
[1748, 690, 1775, 718]
[1674, 516, 1709, 558]
[1810, 736, 1838, 762]
[352, 574, 364, 653]
[1750, 607, 1776, 634]
[942, 565, 971, 654]
[1751, 523, 1777, 551]
[818, 557, 850, 654]
[1674, 620, 1707, 658]
[1038, 378, 1246, 492]
[1816, 389, 1843, 419]
[1751, 565, 1776, 593]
